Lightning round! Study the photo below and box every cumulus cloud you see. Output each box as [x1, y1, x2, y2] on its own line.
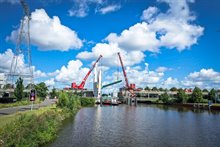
[7, 9, 83, 51]
[45, 78, 55, 87]
[77, 0, 203, 67]
[162, 77, 179, 88]
[97, 4, 121, 14]
[181, 68, 220, 89]
[0, 49, 47, 80]
[55, 59, 91, 87]
[140, 6, 159, 22]
[103, 63, 164, 90]
[0, 49, 33, 76]
[77, 43, 144, 67]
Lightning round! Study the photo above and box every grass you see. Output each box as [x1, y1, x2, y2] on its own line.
[0, 105, 56, 129]
[0, 93, 96, 146]
[0, 98, 42, 109]
[0, 105, 64, 147]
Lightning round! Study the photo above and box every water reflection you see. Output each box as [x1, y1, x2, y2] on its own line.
[50, 104, 220, 147]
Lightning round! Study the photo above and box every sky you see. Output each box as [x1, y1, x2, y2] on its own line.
[0, 0, 220, 91]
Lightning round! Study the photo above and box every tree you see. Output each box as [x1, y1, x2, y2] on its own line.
[26, 83, 35, 89]
[202, 89, 209, 93]
[159, 87, 164, 91]
[3, 83, 14, 89]
[160, 92, 170, 104]
[152, 87, 158, 91]
[14, 77, 24, 101]
[208, 88, 216, 103]
[50, 87, 58, 99]
[176, 89, 188, 103]
[170, 87, 178, 91]
[35, 82, 48, 98]
[192, 87, 203, 103]
[58, 91, 69, 108]
[144, 86, 150, 91]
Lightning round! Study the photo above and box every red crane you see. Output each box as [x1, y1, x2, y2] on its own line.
[71, 55, 102, 90]
[117, 52, 135, 96]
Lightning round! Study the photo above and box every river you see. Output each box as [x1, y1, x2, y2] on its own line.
[49, 104, 220, 147]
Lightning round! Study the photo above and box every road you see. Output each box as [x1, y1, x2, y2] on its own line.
[0, 99, 57, 116]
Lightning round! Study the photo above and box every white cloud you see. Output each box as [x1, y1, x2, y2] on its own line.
[77, 0, 203, 67]
[181, 68, 220, 89]
[156, 66, 172, 72]
[187, 69, 220, 84]
[103, 63, 164, 89]
[106, 23, 160, 52]
[77, 43, 145, 67]
[163, 77, 179, 87]
[55, 59, 90, 87]
[7, 9, 83, 51]
[140, 6, 159, 22]
[45, 78, 55, 87]
[47, 70, 60, 77]
[105, 0, 203, 52]
[68, 0, 121, 17]
[0, 49, 15, 73]
[34, 69, 47, 78]
[0, 49, 32, 75]
[0, 49, 47, 81]
[97, 4, 121, 14]
[0, 0, 19, 4]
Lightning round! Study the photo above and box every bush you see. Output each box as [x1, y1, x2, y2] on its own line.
[160, 92, 170, 104]
[58, 91, 69, 108]
[80, 97, 95, 107]
[0, 109, 62, 147]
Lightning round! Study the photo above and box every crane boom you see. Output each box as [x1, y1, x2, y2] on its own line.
[118, 52, 130, 89]
[74, 55, 102, 89]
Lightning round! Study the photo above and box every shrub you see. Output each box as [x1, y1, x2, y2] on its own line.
[80, 97, 95, 107]
[0, 110, 62, 147]
[58, 91, 69, 108]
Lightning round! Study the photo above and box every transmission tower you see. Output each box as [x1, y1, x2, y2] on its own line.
[7, 0, 33, 88]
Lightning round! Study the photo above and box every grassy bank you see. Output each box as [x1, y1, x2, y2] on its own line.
[0, 92, 95, 147]
[0, 98, 42, 109]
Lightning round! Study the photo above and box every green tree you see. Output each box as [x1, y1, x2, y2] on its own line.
[202, 89, 209, 93]
[14, 77, 24, 101]
[3, 83, 14, 89]
[160, 92, 170, 104]
[170, 87, 178, 91]
[35, 82, 48, 98]
[26, 83, 35, 89]
[50, 87, 57, 99]
[58, 91, 69, 108]
[192, 87, 203, 103]
[159, 87, 164, 91]
[208, 88, 216, 103]
[152, 87, 158, 91]
[144, 86, 150, 91]
[176, 89, 188, 103]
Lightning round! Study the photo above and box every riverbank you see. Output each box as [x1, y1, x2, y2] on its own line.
[0, 92, 95, 147]
[137, 99, 220, 111]
[0, 98, 42, 109]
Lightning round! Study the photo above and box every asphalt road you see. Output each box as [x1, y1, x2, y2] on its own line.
[0, 99, 57, 116]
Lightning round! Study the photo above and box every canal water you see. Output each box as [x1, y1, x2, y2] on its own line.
[49, 104, 220, 147]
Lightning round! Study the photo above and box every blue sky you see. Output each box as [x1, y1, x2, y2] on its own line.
[0, 0, 220, 90]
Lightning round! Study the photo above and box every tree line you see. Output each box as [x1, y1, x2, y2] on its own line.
[159, 87, 219, 104]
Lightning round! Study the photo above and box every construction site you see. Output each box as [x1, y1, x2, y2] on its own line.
[0, 0, 219, 106]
